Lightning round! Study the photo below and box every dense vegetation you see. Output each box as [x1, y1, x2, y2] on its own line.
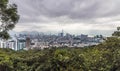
[0, 36, 120, 71]
[0, 0, 19, 39]
[0, 0, 120, 70]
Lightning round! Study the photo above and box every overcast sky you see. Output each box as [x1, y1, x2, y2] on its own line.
[9, 0, 120, 36]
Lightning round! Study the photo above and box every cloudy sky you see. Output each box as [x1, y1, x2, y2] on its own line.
[9, 0, 120, 36]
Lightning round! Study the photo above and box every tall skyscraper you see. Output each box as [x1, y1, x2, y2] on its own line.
[26, 37, 31, 49]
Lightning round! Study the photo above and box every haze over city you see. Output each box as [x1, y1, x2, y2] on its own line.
[1, 0, 120, 71]
[9, 0, 120, 36]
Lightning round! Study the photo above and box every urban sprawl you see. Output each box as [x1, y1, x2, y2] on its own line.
[0, 31, 105, 51]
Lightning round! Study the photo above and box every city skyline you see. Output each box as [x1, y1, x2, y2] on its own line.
[1, 30, 104, 50]
[9, 30, 105, 37]
[9, 0, 120, 36]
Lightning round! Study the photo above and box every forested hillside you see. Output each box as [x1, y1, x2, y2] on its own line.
[0, 36, 120, 71]
[0, 27, 120, 71]
[0, 0, 120, 71]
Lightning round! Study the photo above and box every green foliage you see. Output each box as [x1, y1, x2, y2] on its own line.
[0, 38, 120, 71]
[0, 27, 120, 71]
[112, 27, 120, 37]
[0, 0, 19, 39]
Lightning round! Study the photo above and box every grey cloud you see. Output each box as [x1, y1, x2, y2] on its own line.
[9, 0, 120, 23]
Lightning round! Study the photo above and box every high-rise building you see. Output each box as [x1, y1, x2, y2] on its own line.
[26, 37, 31, 49]
[58, 30, 64, 37]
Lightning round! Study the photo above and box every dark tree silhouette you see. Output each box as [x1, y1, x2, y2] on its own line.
[0, 0, 19, 39]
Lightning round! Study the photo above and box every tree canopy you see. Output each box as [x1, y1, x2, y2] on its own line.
[112, 26, 120, 37]
[0, 27, 120, 71]
[0, 0, 19, 39]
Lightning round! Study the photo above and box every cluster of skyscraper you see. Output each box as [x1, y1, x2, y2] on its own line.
[0, 31, 105, 50]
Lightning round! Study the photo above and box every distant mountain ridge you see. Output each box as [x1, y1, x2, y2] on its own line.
[9, 31, 44, 35]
